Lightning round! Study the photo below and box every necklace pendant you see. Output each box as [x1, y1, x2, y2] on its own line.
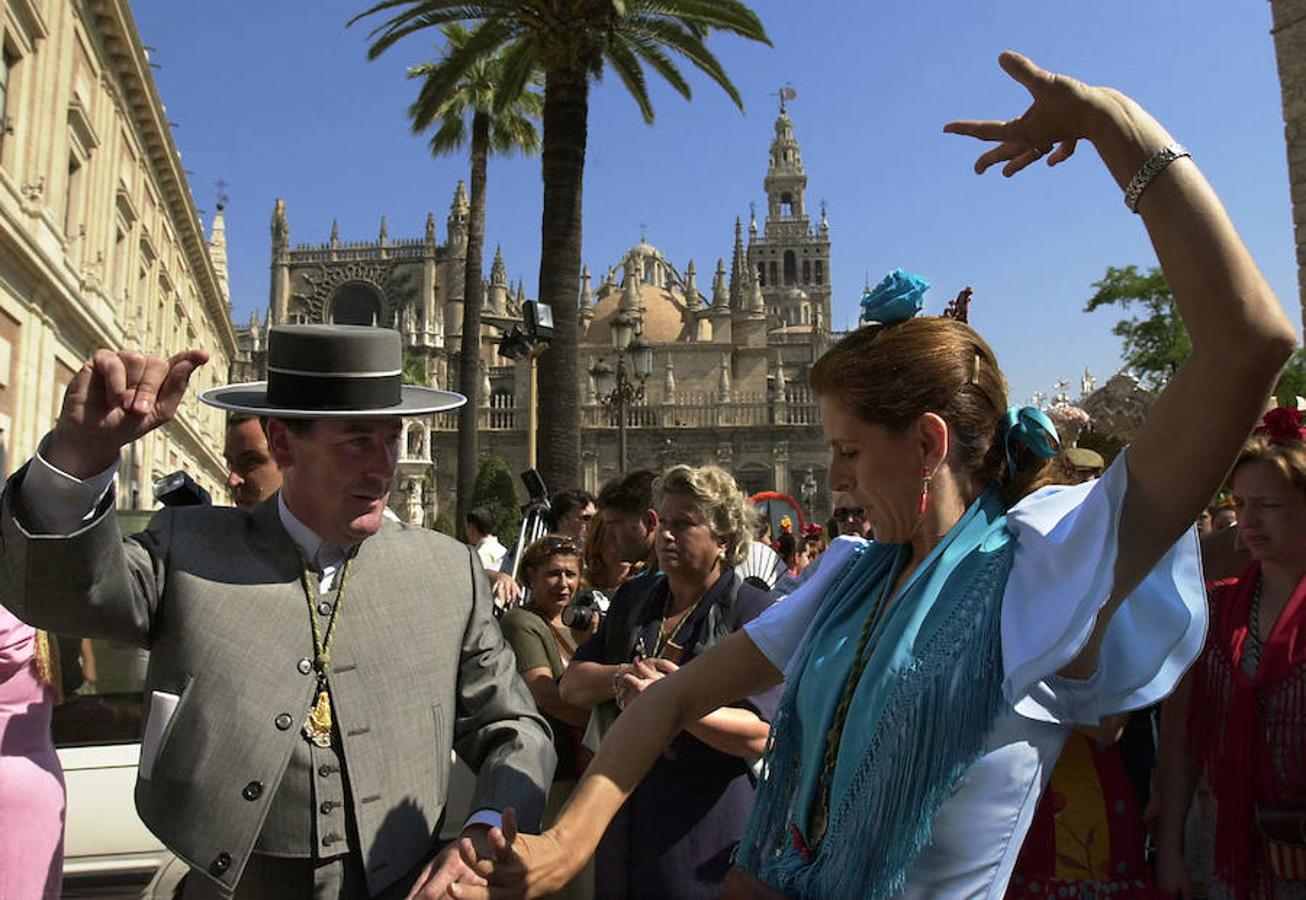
[303, 689, 333, 748]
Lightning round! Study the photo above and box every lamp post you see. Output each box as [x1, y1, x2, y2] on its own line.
[590, 313, 653, 474]
[498, 301, 555, 471]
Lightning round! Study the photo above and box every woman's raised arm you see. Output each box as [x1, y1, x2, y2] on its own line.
[949, 52, 1296, 675]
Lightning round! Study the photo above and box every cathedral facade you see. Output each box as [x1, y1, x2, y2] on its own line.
[245, 104, 838, 528]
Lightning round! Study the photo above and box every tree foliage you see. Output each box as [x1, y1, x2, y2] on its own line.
[1087, 264, 1303, 399]
[1084, 265, 1190, 391]
[468, 454, 521, 543]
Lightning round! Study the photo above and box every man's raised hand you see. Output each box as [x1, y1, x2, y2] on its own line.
[48, 349, 208, 478]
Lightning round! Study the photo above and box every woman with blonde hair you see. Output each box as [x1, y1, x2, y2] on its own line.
[557, 464, 780, 899]
[449, 51, 1294, 899]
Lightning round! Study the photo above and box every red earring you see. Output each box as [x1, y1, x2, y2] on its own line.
[918, 468, 932, 516]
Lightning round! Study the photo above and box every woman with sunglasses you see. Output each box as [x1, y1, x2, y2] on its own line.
[556, 465, 780, 899]
[449, 51, 1293, 899]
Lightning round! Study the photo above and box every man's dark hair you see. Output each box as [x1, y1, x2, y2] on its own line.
[546, 488, 595, 530]
[226, 413, 256, 430]
[596, 469, 656, 516]
[465, 507, 495, 536]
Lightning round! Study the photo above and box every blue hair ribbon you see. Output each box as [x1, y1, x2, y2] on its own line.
[860, 269, 930, 326]
[1001, 406, 1061, 473]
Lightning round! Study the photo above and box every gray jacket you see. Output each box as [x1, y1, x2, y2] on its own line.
[0, 465, 554, 896]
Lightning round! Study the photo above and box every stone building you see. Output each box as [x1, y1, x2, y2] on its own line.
[244, 102, 836, 527]
[0, 0, 235, 503]
[1273, 0, 1306, 324]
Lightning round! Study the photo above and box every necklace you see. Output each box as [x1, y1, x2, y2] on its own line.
[653, 599, 694, 658]
[1247, 572, 1266, 675]
[804, 558, 900, 849]
[296, 548, 355, 748]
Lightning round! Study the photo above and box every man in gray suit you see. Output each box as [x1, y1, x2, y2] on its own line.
[0, 325, 555, 898]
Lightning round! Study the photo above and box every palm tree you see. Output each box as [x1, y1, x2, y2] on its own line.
[407, 23, 542, 539]
[352, 0, 770, 491]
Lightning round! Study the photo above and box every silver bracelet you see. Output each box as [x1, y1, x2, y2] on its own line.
[1124, 144, 1190, 213]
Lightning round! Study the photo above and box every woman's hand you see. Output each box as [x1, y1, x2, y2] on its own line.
[447, 810, 576, 899]
[943, 50, 1132, 178]
[616, 658, 677, 710]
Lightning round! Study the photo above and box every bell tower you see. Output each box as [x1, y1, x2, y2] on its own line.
[745, 89, 831, 334]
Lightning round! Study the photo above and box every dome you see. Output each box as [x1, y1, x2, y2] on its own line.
[586, 280, 690, 345]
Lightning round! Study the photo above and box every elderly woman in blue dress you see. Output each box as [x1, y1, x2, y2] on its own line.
[448, 51, 1297, 899]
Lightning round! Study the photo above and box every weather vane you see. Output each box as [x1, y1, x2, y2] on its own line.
[215, 178, 230, 211]
[773, 84, 797, 113]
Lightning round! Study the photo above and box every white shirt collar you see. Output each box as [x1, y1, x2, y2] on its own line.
[277, 493, 346, 573]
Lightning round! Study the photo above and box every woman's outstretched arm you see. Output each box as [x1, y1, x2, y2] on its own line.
[450, 629, 783, 898]
[949, 52, 1296, 677]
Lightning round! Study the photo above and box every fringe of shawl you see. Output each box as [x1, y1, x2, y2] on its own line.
[736, 542, 1014, 898]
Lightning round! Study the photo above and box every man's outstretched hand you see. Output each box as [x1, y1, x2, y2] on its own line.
[47, 349, 208, 478]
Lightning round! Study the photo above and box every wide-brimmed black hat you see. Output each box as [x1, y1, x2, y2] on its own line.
[200, 324, 465, 417]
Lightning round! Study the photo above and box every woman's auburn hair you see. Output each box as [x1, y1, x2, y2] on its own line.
[654, 464, 759, 568]
[809, 317, 1054, 504]
[1234, 433, 1306, 494]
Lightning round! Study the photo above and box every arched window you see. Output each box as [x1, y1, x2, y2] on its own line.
[757, 262, 766, 287]
[814, 260, 824, 286]
[780, 192, 794, 217]
[769, 261, 778, 286]
[802, 259, 811, 284]
[783, 251, 797, 286]
[331, 282, 384, 326]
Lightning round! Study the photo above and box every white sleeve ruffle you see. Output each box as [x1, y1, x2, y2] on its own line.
[1001, 449, 1207, 725]
[744, 535, 868, 677]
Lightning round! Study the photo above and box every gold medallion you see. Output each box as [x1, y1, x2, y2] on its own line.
[303, 689, 333, 748]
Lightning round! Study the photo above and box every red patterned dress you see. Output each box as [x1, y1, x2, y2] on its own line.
[1191, 564, 1306, 899]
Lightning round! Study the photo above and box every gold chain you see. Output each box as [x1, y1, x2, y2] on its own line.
[295, 547, 355, 747]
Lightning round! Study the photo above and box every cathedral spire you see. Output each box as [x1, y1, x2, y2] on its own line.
[330, 218, 340, 248]
[712, 258, 728, 308]
[208, 203, 230, 305]
[378, 214, 388, 245]
[728, 216, 747, 309]
[490, 245, 507, 285]
[271, 198, 289, 256]
[684, 258, 700, 311]
[580, 265, 593, 312]
[425, 212, 436, 245]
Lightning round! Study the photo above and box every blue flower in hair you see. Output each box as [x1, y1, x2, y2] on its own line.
[860, 269, 930, 326]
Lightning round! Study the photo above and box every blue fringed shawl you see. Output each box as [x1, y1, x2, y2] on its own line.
[736, 487, 1015, 898]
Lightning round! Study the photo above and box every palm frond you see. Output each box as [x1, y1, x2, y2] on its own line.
[625, 15, 743, 109]
[625, 33, 691, 101]
[603, 39, 654, 123]
[401, 18, 519, 126]
[354, 2, 512, 59]
[493, 36, 543, 114]
[631, 0, 770, 43]
[429, 113, 470, 154]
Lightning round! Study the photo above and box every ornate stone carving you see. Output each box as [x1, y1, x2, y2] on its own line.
[290, 261, 415, 326]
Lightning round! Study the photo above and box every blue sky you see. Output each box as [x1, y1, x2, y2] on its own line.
[132, 0, 1300, 407]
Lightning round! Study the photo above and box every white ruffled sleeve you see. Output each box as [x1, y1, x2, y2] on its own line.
[1001, 450, 1207, 725]
[744, 535, 868, 677]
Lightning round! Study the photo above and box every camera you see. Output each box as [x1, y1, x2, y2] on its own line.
[154, 471, 211, 507]
[560, 590, 604, 631]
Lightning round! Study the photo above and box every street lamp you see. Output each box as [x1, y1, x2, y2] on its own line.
[590, 320, 653, 474]
[498, 301, 554, 470]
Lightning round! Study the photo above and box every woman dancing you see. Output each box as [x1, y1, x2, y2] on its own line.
[448, 51, 1296, 899]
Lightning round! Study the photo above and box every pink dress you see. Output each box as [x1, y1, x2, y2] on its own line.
[0, 606, 64, 899]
